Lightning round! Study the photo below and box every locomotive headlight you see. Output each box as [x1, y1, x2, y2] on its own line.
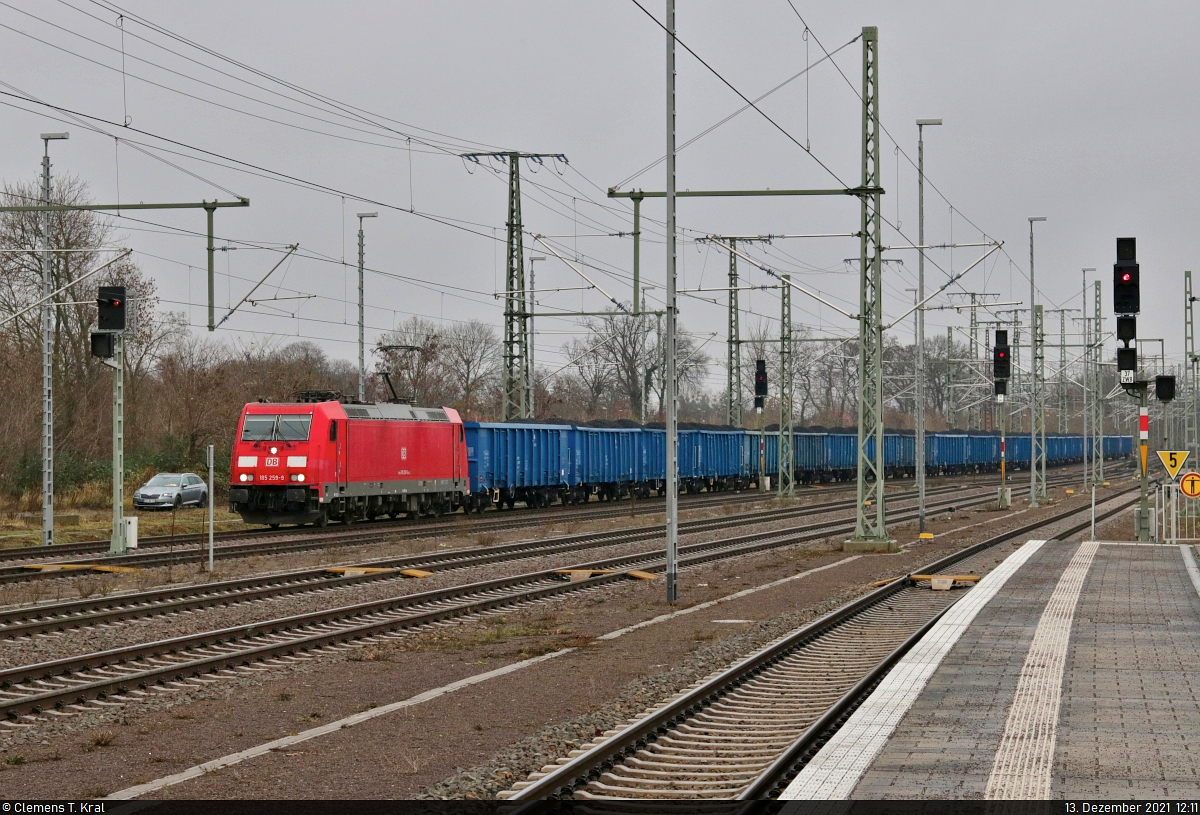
[239, 473, 248, 482]
[270, 446, 278, 455]
[296, 473, 305, 482]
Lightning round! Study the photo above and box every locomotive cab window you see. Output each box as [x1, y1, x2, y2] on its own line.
[241, 414, 313, 442]
[277, 414, 312, 441]
[329, 421, 338, 442]
[241, 415, 276, 441]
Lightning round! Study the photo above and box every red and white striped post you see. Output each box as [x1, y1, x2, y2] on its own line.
[1138, 391, 1151, 541]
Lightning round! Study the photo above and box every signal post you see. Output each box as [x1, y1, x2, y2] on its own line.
[993, 329, 1011, 508]
[92, 287, 130, 554]
[1113, 237, 1151, 540]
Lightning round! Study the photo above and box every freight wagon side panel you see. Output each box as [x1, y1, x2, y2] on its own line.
[1007, 435, 1032, 466]
[639, 429, 666, 482]
[826, 433, 857, 473]
[793, 433, 825, 474]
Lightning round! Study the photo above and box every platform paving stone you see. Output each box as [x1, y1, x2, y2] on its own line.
[843, 542, 1200, 799]
[1053, 544, 1200, 798]
[850, 540, 1081, 799]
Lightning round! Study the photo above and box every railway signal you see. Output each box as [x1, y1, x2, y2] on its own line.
[1113, 237, 1139, 314]
[89, 332, 113, 359]
[993, 329, 1010, 379]
[754, 359, 767, 413]
[97, 285, 126, 331]
[994, 328, 1010, 509]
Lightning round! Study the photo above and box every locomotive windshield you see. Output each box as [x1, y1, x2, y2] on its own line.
[241, 414, 312, 442]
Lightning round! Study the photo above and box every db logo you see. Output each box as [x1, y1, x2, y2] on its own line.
[265, 457, 279, 467]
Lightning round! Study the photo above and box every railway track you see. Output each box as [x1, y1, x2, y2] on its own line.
[501, 489, 1139, 800]
[0, 462, 1098, 568]
[0, 487, 785, 566]
[0, 477, 1103, 724]
[0, 481, 997, 637]
[0, 470, 1061, 583]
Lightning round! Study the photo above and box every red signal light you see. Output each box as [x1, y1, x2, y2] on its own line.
[1121, 272, 1131, 282]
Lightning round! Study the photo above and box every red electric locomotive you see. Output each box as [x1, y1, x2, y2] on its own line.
[228, 398, 469, 527]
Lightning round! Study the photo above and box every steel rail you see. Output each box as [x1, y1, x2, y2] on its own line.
[740, 492, 1139, 800]
[0, 460, 1110, 566]
[0, 475, 1028, 584]
[0, 483, 1044, 721]
[0, 487, 782, 565]
[503, 489, 1138, 800]
[0, 484, 986, 638]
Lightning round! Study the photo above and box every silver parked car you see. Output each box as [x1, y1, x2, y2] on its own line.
[133, 473, 208, 511]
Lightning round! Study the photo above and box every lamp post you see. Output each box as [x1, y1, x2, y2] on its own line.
[356, 212, 378, 403]
[40, 132, 68, 547]
[1028, 216, 1047, 506]
[915, 118, 941, 533]
[528, 254, 545, 415]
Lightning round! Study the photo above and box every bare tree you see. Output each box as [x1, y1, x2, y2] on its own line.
[650, 326, 710, 418]
[583, 311, 657, 416]
[442, 320, 498, 418]
[563, 336, 610, 416]
[375, 316, 453, 406]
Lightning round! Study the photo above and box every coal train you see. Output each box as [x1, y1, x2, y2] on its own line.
[228, 399, 1133, 527]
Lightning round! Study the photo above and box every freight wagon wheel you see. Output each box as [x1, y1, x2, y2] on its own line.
[314, 512, 327, 528]
[269, 523, 280, 529]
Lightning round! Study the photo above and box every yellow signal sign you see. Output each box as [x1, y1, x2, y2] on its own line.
[1157, 450, 1190, 480]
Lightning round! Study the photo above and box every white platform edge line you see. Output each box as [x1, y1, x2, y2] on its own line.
[984, 541, 1098, 799]
[1181, 544, 1200, 597]
[778, 539, 1049, 800]
[106, 555, 862, 800]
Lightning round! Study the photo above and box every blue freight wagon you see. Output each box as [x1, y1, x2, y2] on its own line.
[638, 428, 666, 487]
[886, 434, 916, 475]
[676, 429, 704, 491]
[792, 432, 827, 480]
[1005, 435, 1032, 467]
[571, 426, 641, 502]
[701, 430, 753, 489]
[967, 434, 1000, 470]
[463, 422, 571, 511]
[825, 432, 858, 478]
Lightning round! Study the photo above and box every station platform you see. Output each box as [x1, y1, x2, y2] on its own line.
[781, 538, 1200, 800]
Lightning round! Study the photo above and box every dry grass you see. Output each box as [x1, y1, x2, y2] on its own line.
[398, 747, 424, 774]
[0, 500, 251, 549]
[82, 730, 117, 752]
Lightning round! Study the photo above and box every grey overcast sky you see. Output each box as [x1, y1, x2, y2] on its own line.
[1, 0, 1196, 389]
